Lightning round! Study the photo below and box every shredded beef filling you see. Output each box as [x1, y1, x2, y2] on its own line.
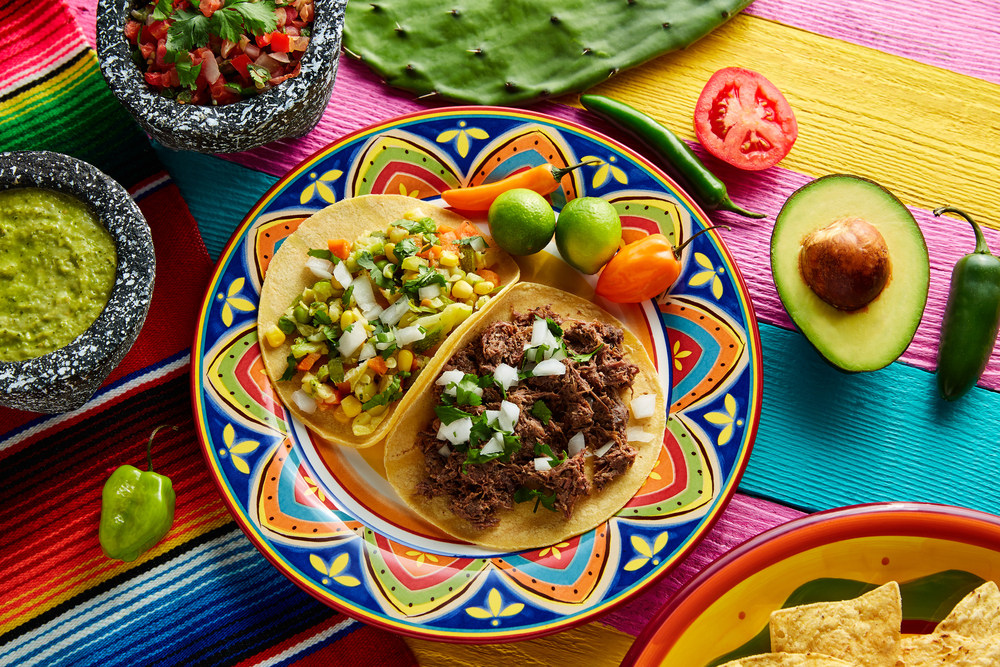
[415, 306, 641, 530]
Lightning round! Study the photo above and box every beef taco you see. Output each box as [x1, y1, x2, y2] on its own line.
[258, 195, 520, 448]
[384, 283, 666, 550]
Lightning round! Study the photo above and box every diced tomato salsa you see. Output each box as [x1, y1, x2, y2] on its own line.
[126, 0, 315, 106]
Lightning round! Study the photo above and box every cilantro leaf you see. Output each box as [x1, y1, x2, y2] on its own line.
[435, 404, 469, 425]
[477, 373, 495, 389]
[227, 0, 278, 35]
[453, 236, 485, 247]
[356, 251, 379, 272]
[356, 251, 395, 291]
[513, 487, 558, 513]
[395, 217, 437, 235]
[165, 9, 211, 56]
[468, 416, 493, 449]
[341, 284, 354, 307]
[403, 265, 447, 297]
[531, 400, 552, 426]
[453, 374, 483, 406]
[247, 63, 271, 87]
[280, 354, 297, 381]
[393, 237, 419, 261]
[307, 248, 333, 261]
[534, 441, 567, 465]
[572, 342, 604, 363]
[541, 316, 563, 339]
[151, 0, 174, 21]
[209, 3, 244, 42]
[361, 375, 403, 411]
[175, 58, 202, 90]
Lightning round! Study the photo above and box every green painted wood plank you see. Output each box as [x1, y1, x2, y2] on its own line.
[741, 322, 1000, 513]
[151, 144, 278, 261]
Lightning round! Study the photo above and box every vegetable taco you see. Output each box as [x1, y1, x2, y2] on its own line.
[258, 195, 520, 448]
[384, 283, 666, 550]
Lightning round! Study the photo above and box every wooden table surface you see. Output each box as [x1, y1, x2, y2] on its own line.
[65, 0, 1000, 663]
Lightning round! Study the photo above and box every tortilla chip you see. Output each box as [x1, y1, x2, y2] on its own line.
[769, 582, 902, 667]
[901, 633, 970, 667]
[257, 194, 519, 448]
[383, 283, 667, 551]
[934, 582, 1000, 639]
[922, 634, 1000, 666]
[718, 654, 857, 667]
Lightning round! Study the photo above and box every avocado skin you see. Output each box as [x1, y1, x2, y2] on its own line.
[770, 174, 930, 373]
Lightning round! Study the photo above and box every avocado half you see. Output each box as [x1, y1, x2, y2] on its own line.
[770, 175, 929, 372]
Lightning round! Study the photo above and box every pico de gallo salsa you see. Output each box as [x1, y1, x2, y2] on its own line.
[125, 0, 314, 105]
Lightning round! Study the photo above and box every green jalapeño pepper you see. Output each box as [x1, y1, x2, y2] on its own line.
[99, 425, 177, 561]
[934, 207, 1000, 401]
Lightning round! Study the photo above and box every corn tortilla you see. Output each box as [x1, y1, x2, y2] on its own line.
[384, 283, 666, 551]
[258, 195, 520, 448]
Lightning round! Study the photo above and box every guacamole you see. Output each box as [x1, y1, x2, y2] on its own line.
[0, 188, 118, 362]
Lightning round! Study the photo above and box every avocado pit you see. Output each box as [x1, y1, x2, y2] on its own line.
[799, 216, 891, 311]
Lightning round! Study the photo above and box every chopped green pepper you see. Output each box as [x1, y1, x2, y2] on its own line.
[99, 425, 177, 562]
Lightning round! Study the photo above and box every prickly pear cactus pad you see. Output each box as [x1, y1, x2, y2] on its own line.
[343, 0, 755, 105]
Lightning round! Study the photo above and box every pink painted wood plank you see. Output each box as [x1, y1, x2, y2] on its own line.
[746, 0, 1000, 86]
[598, 493, 806, 637]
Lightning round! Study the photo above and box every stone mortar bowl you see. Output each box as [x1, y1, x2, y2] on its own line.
[96, 0, 346, 154]
[0, 151, 155, 414]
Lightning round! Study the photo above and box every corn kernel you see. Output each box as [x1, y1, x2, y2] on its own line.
[384, 243, 398, 264]
[452, 280, 474, 300]
[264, 324, 286, 347]
[389, 226, 409, 243]
[333, 406, 353, 423]
[474, 280, 495, 295]
[341, 311, 355, 329]
[440, 251, 459, 267]
[398, 349, 414, 373]
[341, 395, 363, 417]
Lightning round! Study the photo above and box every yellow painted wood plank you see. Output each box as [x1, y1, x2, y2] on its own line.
[576, 13, 1000, 230]
[404, 621, 633, 667]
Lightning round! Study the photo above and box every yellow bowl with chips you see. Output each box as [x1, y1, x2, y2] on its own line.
[622, 503, 1000, 667]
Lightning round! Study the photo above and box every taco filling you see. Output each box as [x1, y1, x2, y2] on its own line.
[261, 206, 508, 437]
[415, 305, 658, 529]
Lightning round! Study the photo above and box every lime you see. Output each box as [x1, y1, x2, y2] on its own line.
[555, 197, 622, 274]
[487, 189, 556, 256]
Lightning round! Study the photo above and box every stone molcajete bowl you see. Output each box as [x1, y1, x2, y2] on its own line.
[0, 151, 155, 414]
[96, 0, 346, 154]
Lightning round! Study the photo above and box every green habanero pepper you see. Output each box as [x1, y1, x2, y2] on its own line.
[99, 425, 178, 562]
[579, 94, 765, 219]
[934, 207, 1000, 401]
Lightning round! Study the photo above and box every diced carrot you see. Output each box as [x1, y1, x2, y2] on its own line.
[437, 224, 454, 234]
[296, 352, 321, 371]
[438, 231, 457, 245]
[368, 356, 388, 375]
[457, 221, 479, 238]
[328, 239, 351, 260]
[479, 269, 500, 286]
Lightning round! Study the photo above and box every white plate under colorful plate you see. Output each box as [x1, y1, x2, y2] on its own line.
[192, 107, 762, 642]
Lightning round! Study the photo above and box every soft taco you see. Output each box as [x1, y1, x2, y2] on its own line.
[258, 195, 520, 448]
[384, 283, 666, 550]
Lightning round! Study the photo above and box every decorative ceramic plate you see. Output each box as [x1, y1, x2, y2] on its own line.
[192, 107, 762, 641]
[621, 503, 1000, 666]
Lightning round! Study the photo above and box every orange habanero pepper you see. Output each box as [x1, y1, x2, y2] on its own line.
[595, 226, 728, 303]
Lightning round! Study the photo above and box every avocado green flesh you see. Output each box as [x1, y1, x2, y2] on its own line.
[771, 175, 929, 372]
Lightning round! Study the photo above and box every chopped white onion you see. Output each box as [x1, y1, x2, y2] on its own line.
[493, 363, 519, 391]
[531, 359, 566, 377]
[333, 261, 353, 290]
[534, 457, 552, 472]
[530, 319, 549, 347]
[469, 236, 487, 252]
[350, 274, 377, 312]
[359, 342, 377, 361]
[375, 339, 394, 350]
[362, 304, 384, 321]
[595, 440, 616, 457]
[337, 322, 367, 359]
[438, 444, 452, 458]
[305, 256, 334, 279]
[631, 394, 657, 419]
[418, 283, 442, 300]
[498, 400, 520, 432]
[396, 325, 426, 346]
[291, 389, 317, 414]
[436, 369, 466, 396]
[550, 345, 567, 361]
[567, 432, 586, 457]
[485, 409, 500, 427]
[627, 427, 656, 443]
[480, 433, 505, 456]
[437, 417, 473, 445]
[379, 297, 411, 326]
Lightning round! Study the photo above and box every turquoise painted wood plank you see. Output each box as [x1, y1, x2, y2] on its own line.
[151, 144, 278, 261]
[741, 321, 1000, 513]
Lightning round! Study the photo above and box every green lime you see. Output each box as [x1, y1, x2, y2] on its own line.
[555, 197, 622, 274]
[487, 189, 556, 256]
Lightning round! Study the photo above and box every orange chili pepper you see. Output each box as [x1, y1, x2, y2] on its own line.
[595, 226, 729, 303]
[328, 239, 351, 260]
[296, 352, 322, 372]
[440, 161, 595, 212]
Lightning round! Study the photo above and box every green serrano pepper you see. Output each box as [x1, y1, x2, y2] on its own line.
[934, 206, 1000, 401]
[579, 94, 764, 219]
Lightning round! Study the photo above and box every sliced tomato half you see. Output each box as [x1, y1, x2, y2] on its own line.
[694, 67, 798, 171]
